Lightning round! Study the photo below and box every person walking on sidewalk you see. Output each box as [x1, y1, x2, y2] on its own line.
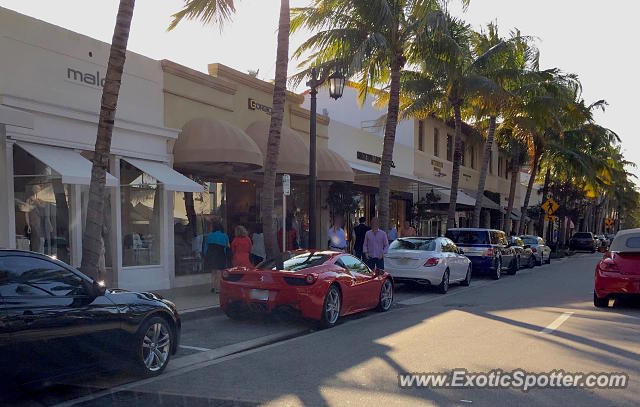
[232, 225, 253, 268]
[353, 217, 370, 259]
[399, 220, 416, 238]
[328, 215, 347, 252]
[204, 221, 229, 293]
[250, 223, 266, 265]
[363, 217, 389, 271]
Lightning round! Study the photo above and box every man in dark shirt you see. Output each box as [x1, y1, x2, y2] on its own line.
[353, 217, 370, 259]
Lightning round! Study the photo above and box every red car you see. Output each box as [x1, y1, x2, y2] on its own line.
[220, 250, 394, 327]
[594, 228, 640, 307]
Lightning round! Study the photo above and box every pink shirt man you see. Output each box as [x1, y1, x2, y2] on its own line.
[363, 228, 389, 259]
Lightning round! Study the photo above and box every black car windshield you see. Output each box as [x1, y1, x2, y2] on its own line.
[446, 230, 489, 245]
[258, 252, 330, 271]
[389, 238, 436, 251]
[573, 232, 592, 239]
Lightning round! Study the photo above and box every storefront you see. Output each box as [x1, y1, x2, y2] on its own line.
[0, 7, 201, 291]
[162, 60, 354, 287]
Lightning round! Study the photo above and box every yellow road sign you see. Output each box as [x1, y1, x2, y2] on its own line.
[544, 214, 557, 222]
[541, 198, 560, 215]
[605, 217, 614, 228]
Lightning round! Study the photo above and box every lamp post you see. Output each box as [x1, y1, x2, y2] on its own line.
[307, 68, 345, 248]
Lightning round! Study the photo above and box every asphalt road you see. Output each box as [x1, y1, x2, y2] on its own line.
[46, 252, 639, 407]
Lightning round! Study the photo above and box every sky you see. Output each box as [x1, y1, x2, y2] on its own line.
[1, 0, 638, 178]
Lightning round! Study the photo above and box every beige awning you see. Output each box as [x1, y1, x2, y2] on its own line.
[317, 147, 354, 182]
[245, 120, 309, 176]
[174, 117, 263, 175]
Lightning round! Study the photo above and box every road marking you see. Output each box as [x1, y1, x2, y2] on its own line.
[540, 312, 574, 334]
[398, 281, 493, 305]
[179, 345, 212, 352]
[460, 400, 473, 404]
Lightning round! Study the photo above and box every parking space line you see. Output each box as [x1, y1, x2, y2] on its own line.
[540, 312, 574, 334]
[397, 281, 493, 306]
[179, 345, 212, 352]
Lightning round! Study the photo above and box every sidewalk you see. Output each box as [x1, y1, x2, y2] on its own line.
[154, 283, 220, 313]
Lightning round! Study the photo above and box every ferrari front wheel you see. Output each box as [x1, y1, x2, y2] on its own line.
[319, 285, 341, 328]
[376, 279, 394, 312]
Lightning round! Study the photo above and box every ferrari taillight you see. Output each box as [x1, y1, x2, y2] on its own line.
[424, 257, 441, 267]
[599, 258, 620, 273]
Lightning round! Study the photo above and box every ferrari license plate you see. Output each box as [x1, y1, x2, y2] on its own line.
[249, 289, 269, 301]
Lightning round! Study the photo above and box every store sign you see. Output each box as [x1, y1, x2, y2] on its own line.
[248, 98, 272, 116]
[431, 159, 444, 169]
[282, 174, 291, 196]
[66, 67, 105, 88]
[357, 151, 395, 168]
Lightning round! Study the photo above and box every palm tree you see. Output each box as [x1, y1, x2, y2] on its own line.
[169, 0, 290, 258]
[469, 25, 538, 227]
[495, 127, 529, 233]
[291, 0, 463, 231]
[400, 14, 508, 230]
[81, 0, 136, 281]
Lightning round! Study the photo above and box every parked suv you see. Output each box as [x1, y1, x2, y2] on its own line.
[445, 228, 517, 279]
[569, 232, 597, 253]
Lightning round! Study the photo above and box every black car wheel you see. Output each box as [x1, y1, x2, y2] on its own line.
[594, 292, 609, 308]
[508, 256, 519, 275]
[461, 265, 472, 286]
[545, 254, 551, 264]
[135, 316, 173, 376]
[528, 255, 535, 268]
[438, 269, 450, 294]
[376, 279, 394, 312]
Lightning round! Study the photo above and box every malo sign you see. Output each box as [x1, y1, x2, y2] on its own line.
[67, 67, 106, 88]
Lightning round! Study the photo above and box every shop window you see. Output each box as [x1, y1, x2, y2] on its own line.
[446, 135, 453, 161]
[470, 146, 475, 169]
[433, 128, 439, 157]
[13, 146, 72, 264]
[489, 151, 493, 174]
[460, 141, 466, 167]
[120, 161, 161, 267]
[418, 121, 424, 152]
[173, 182, 227, 275]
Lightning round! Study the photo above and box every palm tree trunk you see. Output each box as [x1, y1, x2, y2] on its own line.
[538, 167, 550, 238]
[261, 0, 289, 259]
[472, 116, 496, 228]
[505, 168, 518, 234]
[378, 56, 404, 232]
[518, 144, 541, 234]
[80, 0, 135, 280]
[446, 103, 463, 230]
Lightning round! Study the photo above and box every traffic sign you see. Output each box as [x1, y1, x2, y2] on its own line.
[282, 174, 290, 196]
[544, 214, 557, 222]
[605, 217, 614, 228]
[541, 198, 559, 215]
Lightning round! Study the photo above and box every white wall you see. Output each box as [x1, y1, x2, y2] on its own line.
[303, 85, 415, 147]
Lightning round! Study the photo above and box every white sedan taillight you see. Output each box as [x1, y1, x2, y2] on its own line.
[424, 257, 441, 267]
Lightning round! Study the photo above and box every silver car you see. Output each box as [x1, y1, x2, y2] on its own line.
[520, 235, 552, 265]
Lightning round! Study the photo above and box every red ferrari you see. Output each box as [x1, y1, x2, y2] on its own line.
[594, 228, 640, 307]
[220, 250, 394, 327]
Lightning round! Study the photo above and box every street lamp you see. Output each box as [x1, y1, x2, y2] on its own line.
[307, 67, 345, 248]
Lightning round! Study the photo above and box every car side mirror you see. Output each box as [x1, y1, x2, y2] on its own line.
[458, 248, 464, 255]
[92, 280, 106, 297]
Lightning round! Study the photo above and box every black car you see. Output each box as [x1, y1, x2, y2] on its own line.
[569, 232, 597, 253]
[0, 250, 180, 386]
[445, 228, 517, 279]
[507, 236, 536, 269]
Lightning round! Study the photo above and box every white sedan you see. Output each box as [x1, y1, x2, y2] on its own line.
[385, 237, 472, 293]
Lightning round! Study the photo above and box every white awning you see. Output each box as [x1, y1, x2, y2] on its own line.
[0, 105, 33, 129]
[17, 142, 118, 186]
[122, 157, 203, 193]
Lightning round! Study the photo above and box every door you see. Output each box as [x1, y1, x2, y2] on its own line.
[493, 231, 513, 268]
[0, 255, 120, 377]
[338, 255, 379, 311]
[447, 239, 467, 280]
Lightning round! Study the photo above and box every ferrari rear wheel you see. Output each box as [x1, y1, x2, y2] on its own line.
[594, 291, 609, 308]
[376, 279, 393, 312]
[320, 285, 341, 328]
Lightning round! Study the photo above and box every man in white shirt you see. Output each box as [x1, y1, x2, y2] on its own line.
[328, 215, 347, 252]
